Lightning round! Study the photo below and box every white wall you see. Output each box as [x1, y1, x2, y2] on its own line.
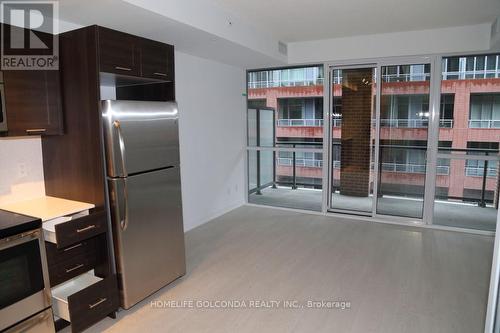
[288, 23, 492, 65]
[175, 51, 246, 231]
[0, 137, 45, 205]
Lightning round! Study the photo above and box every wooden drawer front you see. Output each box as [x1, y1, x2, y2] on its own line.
[46, 239, 98, 287]
[98, 27, 139, 76]
[68, 275, 119, 333]
[55, 211, 106, 248]
[140, 39, 173, 80]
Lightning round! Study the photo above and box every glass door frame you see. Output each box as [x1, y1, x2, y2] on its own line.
[323, 56, 440, 225]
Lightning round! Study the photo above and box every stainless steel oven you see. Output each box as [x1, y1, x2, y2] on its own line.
[0, 72, 6, 132]
[0, 228, 53, 331]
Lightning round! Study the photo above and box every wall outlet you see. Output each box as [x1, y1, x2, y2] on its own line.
[17, 163, 27, 178]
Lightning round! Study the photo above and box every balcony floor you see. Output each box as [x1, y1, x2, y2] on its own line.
[249, 187, 497, 231]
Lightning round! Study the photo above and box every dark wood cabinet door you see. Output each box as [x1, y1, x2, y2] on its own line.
[98, 27, 139, 76]
[4, 70, 63, 136]
[140, 39, 173, 80]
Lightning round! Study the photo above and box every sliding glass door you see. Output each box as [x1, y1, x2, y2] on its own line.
[376, 62, 432, 219]
[327, 59, 433, 221]
[329, 66, 376, 214]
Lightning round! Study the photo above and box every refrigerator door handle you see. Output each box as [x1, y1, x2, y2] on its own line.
[121, 178, 129, 231]
[113, 120, 128, 177]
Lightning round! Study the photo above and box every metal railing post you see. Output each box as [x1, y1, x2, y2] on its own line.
[272, 150, 277, 189]
[292, 144, 297, 189]
[480, 153, 488, 207]
[256, 109, 262, 195]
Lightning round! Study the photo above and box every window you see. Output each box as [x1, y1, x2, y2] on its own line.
[279, 99, 303, 119]
[444, 55, 500, 80]
[248, 99, 267, 109]
[439, 94, 454, 127]
[278, 98, 323, 123]
[443, 57, 460, 79]
[465, 142, 499, 178]
[469, 94, 500, 128]
[382, 64, 430, 82]
[381, 94, 429, 127]
[248, 66, 323, 89]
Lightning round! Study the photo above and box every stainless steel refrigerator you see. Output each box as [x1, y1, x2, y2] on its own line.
[101, 100, 186, 309]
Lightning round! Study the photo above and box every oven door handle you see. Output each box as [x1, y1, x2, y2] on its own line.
[0, 229, 40, 250]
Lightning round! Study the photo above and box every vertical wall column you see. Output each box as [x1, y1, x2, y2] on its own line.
[340, 69, 373, 197]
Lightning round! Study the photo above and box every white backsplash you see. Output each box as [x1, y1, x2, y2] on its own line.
[0, 137, 45, 205]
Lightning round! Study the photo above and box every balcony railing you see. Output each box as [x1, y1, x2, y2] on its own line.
[332, 119, 342, 127]
[382, 73, 431, 82]
[277, 118, 453, 128]
[380, 163, 450, 175]
[248, 78, 324, 89]
[279, 158, 451, 175]
[249, 68, 500, 90]
[468, 119, 500, 129]
[465, 166, 498, 178]
[380, 119, 454, 128]
[442, 69, 500, 80]
[277, 158, 323, 168]
[277, 119, 324, 127]
[380, 119, 428, 128]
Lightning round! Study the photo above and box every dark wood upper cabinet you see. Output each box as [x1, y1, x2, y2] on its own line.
[97, 26, 173, 82]
[98, 27, 140, 76]
[3, 69, 63, 136]
[140, 39, 174, 81]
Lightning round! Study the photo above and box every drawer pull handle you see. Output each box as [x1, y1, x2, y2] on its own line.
[115, 66, 132, 71]
[153, 72, 167, 77]
[65, 264, 84, 273]
[63, 243, 83, 251]
[26, 128, 46, 134]
[77, 225, 96, 233]
[89, 298, 107, 309]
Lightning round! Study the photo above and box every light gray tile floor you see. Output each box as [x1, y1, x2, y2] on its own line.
[74, 206, 494, 333]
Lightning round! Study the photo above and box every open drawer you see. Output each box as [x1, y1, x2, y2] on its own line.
[43, 210, 107, 248]
[52, 271, 119, 333]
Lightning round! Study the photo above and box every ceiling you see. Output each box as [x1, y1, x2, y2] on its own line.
[210, 0, 500, 42]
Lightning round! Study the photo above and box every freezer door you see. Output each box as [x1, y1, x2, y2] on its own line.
[108, 167, 186, 309]
[102, 100, 180, 177]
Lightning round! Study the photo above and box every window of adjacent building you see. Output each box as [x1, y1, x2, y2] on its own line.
[381, 94, 429, 127]
[248, 66, 323, 89]
[469, 94, 500, 128]
[443, 55, 500, 80]
[248, 99, 267, 109]
[440, 94, 454, 127]
[278, 98, 323, 122]
[465, 142, 499, 178]
[380, 140, 427, 170]
[382, 64, 430, 82]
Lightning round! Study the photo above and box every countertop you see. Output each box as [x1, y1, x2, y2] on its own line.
[0, 209, 41, 238]
[0, 196, 95, 222]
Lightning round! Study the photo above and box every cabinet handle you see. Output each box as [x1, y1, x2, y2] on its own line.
[26, 128, 46, 134]
[76, 224, 96, 233]
[63, 243, 83, 251]
[65, 263, 84, 273]
[89, 298, 107, 309]
[153, 72, 167, 77]
[115, 66, 132, 71]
